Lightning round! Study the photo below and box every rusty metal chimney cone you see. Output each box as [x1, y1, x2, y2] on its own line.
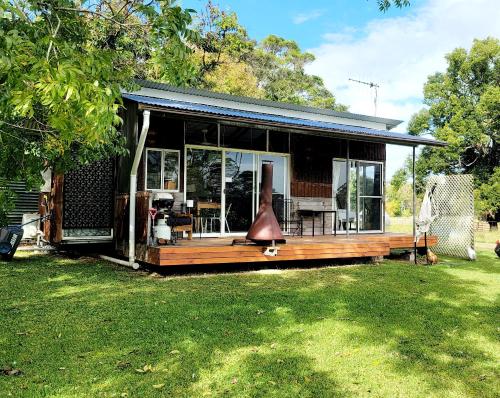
[246, 163, 284, 244]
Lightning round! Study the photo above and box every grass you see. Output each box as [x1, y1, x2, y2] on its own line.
[0, 250, 499, 397]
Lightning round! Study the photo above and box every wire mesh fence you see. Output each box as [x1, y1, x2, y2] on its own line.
[428, 174, 474, 258]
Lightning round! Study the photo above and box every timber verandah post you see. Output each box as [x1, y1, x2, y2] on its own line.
[129, 110, 150, 269]
[413, 145, 417, 264]
[346, 140, 350, 239]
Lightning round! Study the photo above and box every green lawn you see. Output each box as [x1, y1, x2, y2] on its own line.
[1, 249, 499, 397]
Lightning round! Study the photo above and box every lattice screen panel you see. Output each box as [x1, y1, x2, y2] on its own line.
[428, 174, 474, 258]
[63, 159, 114, 229]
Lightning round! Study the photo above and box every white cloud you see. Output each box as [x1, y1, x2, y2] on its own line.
[306, 0, 500, 177]
[293, 9, 325, 24]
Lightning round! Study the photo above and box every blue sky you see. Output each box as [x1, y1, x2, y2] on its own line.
[182, 0, 424, 49]
[181, 0, 500, 177]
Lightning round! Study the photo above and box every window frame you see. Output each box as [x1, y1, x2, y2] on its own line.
[145, 147, 180, 192]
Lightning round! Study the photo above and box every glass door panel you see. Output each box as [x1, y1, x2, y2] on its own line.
[332, 159, 347, 231]
[257, 154, 288, 228]
[333, 160, 382, 233]
[359, 162, 383, 231]
[225, 152, 255, 233]
[359, 163, 382, 197]
[186, 148, 222, 236]
[360, 197, 382, 231]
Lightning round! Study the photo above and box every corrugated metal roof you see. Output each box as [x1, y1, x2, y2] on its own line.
[135, 79, 403, 130]
[123, 93, 446, 147]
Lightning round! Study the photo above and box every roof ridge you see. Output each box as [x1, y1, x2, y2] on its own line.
[134, 79, 403, 130]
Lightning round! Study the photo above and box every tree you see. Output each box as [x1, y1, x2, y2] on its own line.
[249, 35, 347, 111]
[386, 167, 413, 217]
[181, 3, 345, 110]
[0, 0, 196, 223]
[477, 167, 500, 221]
[408, 37, 500, 218]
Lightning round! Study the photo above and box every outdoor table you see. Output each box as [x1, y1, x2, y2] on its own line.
[297, 209, 337, 237]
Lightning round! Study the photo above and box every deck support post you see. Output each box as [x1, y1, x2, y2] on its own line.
[412, 146, 417, 264]
[129, 110, 151, 269]
[346, 140, 350, 239]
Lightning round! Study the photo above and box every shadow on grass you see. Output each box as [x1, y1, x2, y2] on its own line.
[0, 252, 498, 397]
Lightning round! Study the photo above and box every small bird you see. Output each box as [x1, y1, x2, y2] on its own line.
[427, 249, 438, 265]
[495, 240, 500, 258]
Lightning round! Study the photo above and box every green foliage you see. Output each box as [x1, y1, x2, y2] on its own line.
[0, 0, 196, 211]
[386, 167, 413, 217]
[476, 167, 500, 217]
[389, 167, 408, 191]
[250, 35, 347, 111]
[0, 182, 14, 226]
[377, 0, 411, 12]
[408, 37, 500, 216]
[167, 2, 346, 110]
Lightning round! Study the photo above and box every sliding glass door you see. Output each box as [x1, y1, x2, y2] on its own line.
[186, 146, 289, 236]
[186, 148, 223, 236]
[225, 151, 256, 233]
[333, 159, 383, 233]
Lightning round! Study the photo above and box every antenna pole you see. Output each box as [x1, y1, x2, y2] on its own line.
[348, 78, 380, 116]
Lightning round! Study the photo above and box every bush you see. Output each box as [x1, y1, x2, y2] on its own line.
[0, 189, 15, 227]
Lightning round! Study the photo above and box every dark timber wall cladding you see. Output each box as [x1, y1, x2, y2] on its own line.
[63, 159, 114, 229]
[116, 100, 138, 194]
[290, 134, 385, 198]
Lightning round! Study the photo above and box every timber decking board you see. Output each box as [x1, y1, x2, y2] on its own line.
[145, 233, 437, 266]
[155, 248, 390, 260]
[154, 251, 389, 266]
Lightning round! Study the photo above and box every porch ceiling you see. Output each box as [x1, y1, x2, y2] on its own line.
[122, 93, 447, 148]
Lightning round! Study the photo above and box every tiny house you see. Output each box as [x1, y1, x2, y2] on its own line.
[47, 80, 444, 266]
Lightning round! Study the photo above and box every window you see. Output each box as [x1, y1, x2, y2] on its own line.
[185, 121, 218, 146]
[268, 130, 290, 153]
[146, 148, 180, 191]
[221, 125, 266, 151]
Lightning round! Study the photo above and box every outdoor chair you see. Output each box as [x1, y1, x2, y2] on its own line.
[273, 198, 303, 237]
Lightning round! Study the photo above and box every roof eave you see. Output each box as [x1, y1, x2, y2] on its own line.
[135, 102, 447, 148]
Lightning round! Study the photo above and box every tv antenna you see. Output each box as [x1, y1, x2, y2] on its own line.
[348, 78, 380, 116]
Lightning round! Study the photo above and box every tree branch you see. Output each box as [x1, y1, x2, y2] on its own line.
[46, 14, 61, 61]
[54, 6, 147, 27]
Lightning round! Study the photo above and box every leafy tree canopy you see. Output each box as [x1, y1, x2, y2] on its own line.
[0, 0, 196, 181]
[0, 0, 197, 223]
[250, 35, 347, 111]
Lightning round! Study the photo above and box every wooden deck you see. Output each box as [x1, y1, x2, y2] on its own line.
[146, 233, 437, 267]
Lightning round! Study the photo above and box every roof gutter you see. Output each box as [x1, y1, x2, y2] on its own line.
[128, 110, 150, 269]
